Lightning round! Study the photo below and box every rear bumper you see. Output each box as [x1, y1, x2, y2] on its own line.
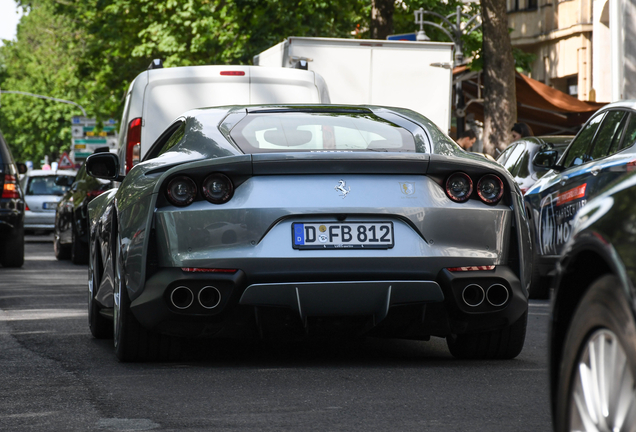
[128, 265, 527, 339]
[0, 204, 24, 235]
[24, 210, 55, 230]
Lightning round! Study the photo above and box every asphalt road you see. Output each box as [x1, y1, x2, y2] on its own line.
[0, 235, 553, 431]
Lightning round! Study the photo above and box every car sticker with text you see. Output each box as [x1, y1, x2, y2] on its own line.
[538, 183, 587, 255]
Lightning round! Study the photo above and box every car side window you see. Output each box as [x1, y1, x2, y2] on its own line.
[506, 143, 527, 176]
[590, 110, 628, 160]
[157, 123, 186, 157]
[496, 144, 515, 166]
[501, 143, 526, 174]
[144, 121, 186, 161]
[562, 112, 606, 168]
[615, 112, 636, 153]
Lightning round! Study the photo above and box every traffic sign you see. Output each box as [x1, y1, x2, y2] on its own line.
[58, 152, 74, 170]
[387, 33, 417, 41]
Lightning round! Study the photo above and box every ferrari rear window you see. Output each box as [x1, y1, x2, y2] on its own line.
[229, 111, 416, 153]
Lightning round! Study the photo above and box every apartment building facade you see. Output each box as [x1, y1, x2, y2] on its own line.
[507, 0, 636, 103]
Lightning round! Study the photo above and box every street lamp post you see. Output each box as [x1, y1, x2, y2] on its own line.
[0, 89, 87, 117]
[414, 5, 481, 138]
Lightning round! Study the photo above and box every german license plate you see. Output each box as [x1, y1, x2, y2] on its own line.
[42, 202, 57, 210]
[292, 222, 394, 249]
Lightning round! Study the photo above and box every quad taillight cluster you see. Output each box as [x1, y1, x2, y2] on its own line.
[165, 173, 234, 207]
[2, 174, 21, 199]
[445, 172, 504, 205]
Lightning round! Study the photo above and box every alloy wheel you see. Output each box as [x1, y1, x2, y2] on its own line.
[569, 328, 636, 431]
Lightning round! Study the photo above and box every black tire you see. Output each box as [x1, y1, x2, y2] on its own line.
[0, 227, 24, 268]
[554, 274, 636, 431]
[88, 242, 112, 339]
[113, 232, 180, 362]
[70, 223, 89, 265]
[53, 232, 71, 260]
[527, 215, 550, 299]
[446, 310, 528, 359]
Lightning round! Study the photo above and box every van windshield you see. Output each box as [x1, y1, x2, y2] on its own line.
[229, 111, 416, 153]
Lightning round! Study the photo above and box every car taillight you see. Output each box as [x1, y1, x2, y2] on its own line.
[25, 202, 30, 211]
[202, 173, 233, 204]
[126, 117, 142, 173]
[445, 172, 473, 203]
[1, 174, 20, 199]
[165, 176, 197, 207]
[477, 174, 504, 204]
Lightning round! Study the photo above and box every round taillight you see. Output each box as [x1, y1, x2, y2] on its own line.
[477, 174, 504, 204]
[445, 172, 473, 203]
[202, 173, 233, 204]
[166, 176, 197, 207]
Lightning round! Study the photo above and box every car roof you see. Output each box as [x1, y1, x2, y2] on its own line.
[25, 169, 77, 177]
[599, 99, 636, 111]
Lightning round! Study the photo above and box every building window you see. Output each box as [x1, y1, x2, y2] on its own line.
[528, 0, 538, 9]
[567, 76, 579, 98]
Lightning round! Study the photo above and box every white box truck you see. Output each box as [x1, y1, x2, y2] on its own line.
[254, 37, 454, 133]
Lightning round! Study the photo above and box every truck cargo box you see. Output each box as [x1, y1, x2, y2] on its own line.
[254, 37, 454, 133]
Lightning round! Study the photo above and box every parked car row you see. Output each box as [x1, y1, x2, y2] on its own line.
[5, 56, 636, 430]
[0, 130, 27, 267]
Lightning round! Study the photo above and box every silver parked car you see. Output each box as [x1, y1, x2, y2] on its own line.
[20, 169, 76, 233]
[85, 105, 532, 362]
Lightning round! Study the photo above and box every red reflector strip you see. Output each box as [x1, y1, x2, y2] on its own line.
[447, 265, 496, 272]
[181, 268, 238, 273]
[556, 184, 586, 206]
[220, 71, 245, 76]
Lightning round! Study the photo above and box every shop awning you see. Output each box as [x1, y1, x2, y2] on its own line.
[454, 67, 606, 136]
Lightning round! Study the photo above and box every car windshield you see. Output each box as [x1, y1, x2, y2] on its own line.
[229, 111, 416, 153]
[25, 175, 73, 196]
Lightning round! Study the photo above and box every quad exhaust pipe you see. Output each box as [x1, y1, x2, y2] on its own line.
[486, 283, 509, 307]
[461, 283, 510, 308]
[170, 286, 194, 309]
[462, 284, 485, 307]
[169, 285, 221, 310]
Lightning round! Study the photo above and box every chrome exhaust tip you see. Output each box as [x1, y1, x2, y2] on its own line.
[486, 284, 509, 307]
[198, 286, 221, 309]
[170, 286, 194, 309]
[462, 284, 485, 307]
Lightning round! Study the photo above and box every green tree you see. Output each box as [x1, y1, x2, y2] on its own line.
[0, 1, 87, 165]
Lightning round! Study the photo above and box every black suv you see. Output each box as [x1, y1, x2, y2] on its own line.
[0, 130, 27, 267]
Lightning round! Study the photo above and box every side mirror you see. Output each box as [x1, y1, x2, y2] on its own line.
[85, 153, 124, 181]
[16, 163, 27, 174]
[533, 149, 560, 171]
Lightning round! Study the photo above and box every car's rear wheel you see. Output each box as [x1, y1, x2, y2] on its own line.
[88, 242, 112, 339]
[53, 232, 71, 260]
[0, 227, 24, 268]
[555, 274, 636, 431]
[446, 310, 528, 359]
[113, 232, 180, 362]
[70, 222, 88, 265]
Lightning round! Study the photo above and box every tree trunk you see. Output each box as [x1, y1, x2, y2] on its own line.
[370, 0, 394, 40]
[481, 0, 516, 156]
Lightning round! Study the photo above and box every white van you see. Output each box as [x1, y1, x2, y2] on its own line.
[117, 64, 330, 173]
[254, 37, 453, 133]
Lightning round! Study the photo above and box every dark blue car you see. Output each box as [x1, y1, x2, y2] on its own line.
[524, 100, 636, 298]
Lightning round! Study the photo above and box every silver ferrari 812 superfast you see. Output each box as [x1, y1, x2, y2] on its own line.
[85, 105, 531, 362]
